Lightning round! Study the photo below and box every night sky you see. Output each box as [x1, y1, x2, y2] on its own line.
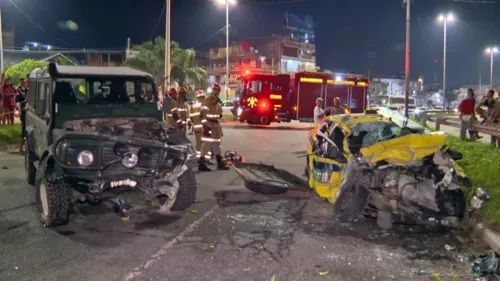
[4, 0, 500, 88]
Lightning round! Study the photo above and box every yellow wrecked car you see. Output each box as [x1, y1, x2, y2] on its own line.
[233, 108, 469, 229]
[303, 108, 469, 228]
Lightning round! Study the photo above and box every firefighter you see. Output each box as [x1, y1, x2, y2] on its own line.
[198, 84, 229, 171]
[172, 87, 190, 134]
[190, 90, 205, 159]
[165, 88, 178, 126]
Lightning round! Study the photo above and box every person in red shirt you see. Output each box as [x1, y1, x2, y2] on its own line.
[458, 88, 481, 139]
[1, 76, 18, 125]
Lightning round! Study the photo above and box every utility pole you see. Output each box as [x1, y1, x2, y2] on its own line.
[403, 0, 411, 118]
[0, 5, 4, 74]
[479, 74, 482, 96]
[164, 0, 171, 92]
[225, 0, 230, 100]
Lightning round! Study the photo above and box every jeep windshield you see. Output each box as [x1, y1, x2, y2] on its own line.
[56, 78, 157, 105]
[54, 77, 160, 125]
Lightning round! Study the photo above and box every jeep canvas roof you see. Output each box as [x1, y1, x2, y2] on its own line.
[29, 63, 153, 79]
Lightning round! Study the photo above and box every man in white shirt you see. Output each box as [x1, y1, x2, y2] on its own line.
[313, 98, 325, 125]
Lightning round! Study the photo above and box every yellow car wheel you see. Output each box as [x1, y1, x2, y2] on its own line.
[333, 177, 369, 222]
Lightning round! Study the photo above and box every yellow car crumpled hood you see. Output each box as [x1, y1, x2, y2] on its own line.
[360, 132, 447, 165]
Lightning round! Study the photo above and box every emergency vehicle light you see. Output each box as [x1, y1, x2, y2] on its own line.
[270, 94, 282, 100]
[300, 77, 323, 83]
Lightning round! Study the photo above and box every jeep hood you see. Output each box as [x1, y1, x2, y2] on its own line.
[55, 104, 161, 127]
[360, 132, 447, 165]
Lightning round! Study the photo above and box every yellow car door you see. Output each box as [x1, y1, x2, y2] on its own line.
[306, 122, 348, 204]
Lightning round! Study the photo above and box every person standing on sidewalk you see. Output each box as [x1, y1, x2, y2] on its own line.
[459, 88, 481, 140]
[16, 78, 29, 153]
[1, 76, 18, 125]
[164, 88, 178, 127]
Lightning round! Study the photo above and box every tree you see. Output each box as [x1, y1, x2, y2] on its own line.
[6, 59, 48, 86]
[124, 37, 208, 90]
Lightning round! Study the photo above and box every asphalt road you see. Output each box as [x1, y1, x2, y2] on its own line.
[0, 127, 484, 281]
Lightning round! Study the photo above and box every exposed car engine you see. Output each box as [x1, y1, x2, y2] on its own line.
[54, 118, 197, 217]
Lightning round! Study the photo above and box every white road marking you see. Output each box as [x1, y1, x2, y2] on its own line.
[123, 205, 219, 281]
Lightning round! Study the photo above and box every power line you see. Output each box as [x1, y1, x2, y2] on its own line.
[189, 26, 227, 49]
[7, 0, 70, 46]
[149, 1, 166, 41]
[429, 0, 500, 3]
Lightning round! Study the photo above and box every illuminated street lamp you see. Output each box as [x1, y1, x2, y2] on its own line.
[216, 0, 236, 100]
[437, 12, 455, 97]
[486, 47, 499, 90]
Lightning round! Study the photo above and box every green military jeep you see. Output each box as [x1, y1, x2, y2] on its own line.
[25, 63, 197, 227]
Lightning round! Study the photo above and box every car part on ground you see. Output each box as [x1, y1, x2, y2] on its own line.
[232, 162, 310, 195]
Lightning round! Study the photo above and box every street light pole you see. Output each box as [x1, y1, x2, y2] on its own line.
[217, 0, 235, 100]
[225, 0, 229, 100]
[164, 0, 171, 92]
[486, 47, 498, 90]
[403, 0, 410, 118]
[438, 13, 454, 103]
[0, 5, 4, 74]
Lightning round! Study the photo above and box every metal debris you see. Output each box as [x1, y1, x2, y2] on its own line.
[471, 252, 500, 277]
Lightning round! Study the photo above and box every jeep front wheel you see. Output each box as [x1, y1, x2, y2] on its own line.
[171, 168, 197, 211]
[36, 159, 71, 227]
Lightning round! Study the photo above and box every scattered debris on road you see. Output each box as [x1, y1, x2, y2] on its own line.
[470, 252, 500, 278]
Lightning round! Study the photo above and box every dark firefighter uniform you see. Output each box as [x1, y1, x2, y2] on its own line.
[190, 90, 206, 159]
[172, 87, 190, 134]
[165, 88, 178, 127]
[198, 84, 229, 171]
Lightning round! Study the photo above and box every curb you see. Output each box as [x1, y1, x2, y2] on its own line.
[473, 221, 500, 252]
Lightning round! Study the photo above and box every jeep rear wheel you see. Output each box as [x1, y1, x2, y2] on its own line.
[36, 159, 71, 227]
[171, 168, 197, 211]
[25, 145, 36, 186]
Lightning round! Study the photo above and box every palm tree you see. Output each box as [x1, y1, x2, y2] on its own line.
[124, 37, 208, 89]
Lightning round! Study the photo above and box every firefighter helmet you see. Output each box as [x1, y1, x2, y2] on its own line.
[212, 84, 221, 92]
[168, 88, 177, 96]
[333, 97, 340, 103]
[178, 87, 187, 95]
[196, 90, 205, 98]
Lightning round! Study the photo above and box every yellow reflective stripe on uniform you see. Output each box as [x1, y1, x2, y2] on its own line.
[190, 112, 200, 116]
[171, 108, 178, 112]
[177, 108, 188, 112]
[167, 114, 173, 117]
[193, 124, 203, 129]
[177, 119, 182, 123]
[201, 137, 221, 143]
[201, 119, 208, 123]
[201, 106, 209, 110]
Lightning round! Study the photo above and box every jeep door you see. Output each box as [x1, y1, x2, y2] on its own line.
[27, 80, 52, 157]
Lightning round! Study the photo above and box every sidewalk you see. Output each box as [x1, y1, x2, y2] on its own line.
[426, 120, 491, 144]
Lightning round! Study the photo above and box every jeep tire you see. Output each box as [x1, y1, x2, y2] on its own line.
[25, 145, 36, 186]
[171, 168, 197, 211]
[36, 159, 71, 227]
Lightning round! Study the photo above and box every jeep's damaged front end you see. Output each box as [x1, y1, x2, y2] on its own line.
[51, 118, 196, 216]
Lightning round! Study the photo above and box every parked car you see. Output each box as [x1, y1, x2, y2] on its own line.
[26, 63, 197, 227]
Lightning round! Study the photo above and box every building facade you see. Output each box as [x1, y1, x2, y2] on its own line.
[207, 13, 317, 99]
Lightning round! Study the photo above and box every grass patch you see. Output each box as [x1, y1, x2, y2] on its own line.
[0, 124, 22, 146]
[446, 136, 500, 226]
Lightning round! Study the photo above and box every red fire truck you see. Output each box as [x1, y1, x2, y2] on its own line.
[236, 71, 369, 125]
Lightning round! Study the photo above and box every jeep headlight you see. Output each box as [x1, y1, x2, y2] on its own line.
[237, 107, 242, 116]
[122, 152, 138, 168]
[77, 150, 94, 167]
